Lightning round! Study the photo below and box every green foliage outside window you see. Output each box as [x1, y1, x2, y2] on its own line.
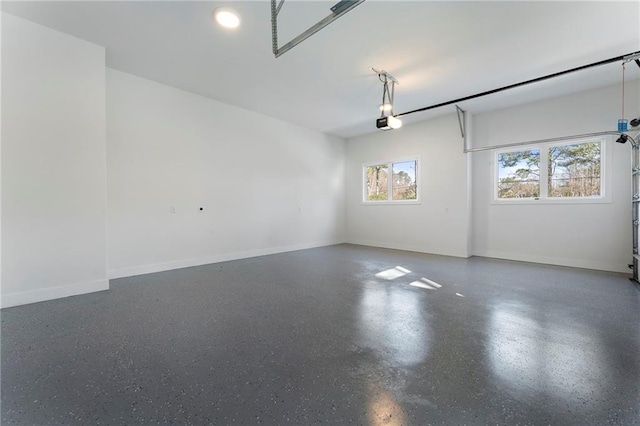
[497, 142, 601, 199]
[365, 160, 418, 202]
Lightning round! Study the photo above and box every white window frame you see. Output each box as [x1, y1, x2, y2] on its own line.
[362, 156, 421, 205]
[492, 137, 612, 205]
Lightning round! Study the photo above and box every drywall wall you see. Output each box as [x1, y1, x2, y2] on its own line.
[106, 69, 346, 278]
[470, 80, 639, 272]
[346, 114, 470, 257]
[1, 13, 108, 308]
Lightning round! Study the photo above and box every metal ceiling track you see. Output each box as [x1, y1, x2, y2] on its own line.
[630, 129, 640, 286]
[271, 0, 365, 58]
[394, 50, 640, 119]
[463, 130, 638, 153]
[450, 50, 640, 154]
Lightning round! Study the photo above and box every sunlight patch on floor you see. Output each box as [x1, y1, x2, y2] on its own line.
[410, 281, 435, 289]
[375, 266, 411, 280]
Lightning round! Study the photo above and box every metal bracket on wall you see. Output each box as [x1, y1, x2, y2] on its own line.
[456, 105, 466, 139]
[271, 0, 365, 58]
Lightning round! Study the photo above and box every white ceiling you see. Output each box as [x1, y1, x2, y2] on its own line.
[2, 0, 639, 138]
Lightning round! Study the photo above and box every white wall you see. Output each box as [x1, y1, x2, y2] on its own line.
[345, 81, 637, 273]
[2, 13, 634, 311]
[106, 69, 346, 278]
[1, 13, 108, 307]
[346, 114, 470, 257]
[470, 80, 639, 272]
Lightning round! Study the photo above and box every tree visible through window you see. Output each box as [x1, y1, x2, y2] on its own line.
[366, 164, 388, 201]
[365, 159, 418, 202]
[497, 149, 540, 198]
[496, 141, 602, 200]
[548, 143, 600, 197]
[392, 161, 417, 200]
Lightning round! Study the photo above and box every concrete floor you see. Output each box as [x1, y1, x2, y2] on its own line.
[1, 244, 639, 425]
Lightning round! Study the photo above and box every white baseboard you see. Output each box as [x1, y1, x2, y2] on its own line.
[1, 279, 109, 309]
[471, 249, 630, 273]
[347, 239, 628, 273]
[346, 238, 470, 259]
[108, 239, 345, 279]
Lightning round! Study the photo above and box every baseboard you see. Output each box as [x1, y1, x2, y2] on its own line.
[1, 279, 109, 309]
[346, 238, 470, 258]
[108, 239, 345, 279]
[472, 249, 630, 273]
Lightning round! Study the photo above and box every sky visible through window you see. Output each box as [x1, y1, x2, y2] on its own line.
[393, 160, 416, 174]
[364, 159, 418, 202]
[393, 160, 415, 175]
[498, 150, 538, 179]
[497, 142, 601, 200]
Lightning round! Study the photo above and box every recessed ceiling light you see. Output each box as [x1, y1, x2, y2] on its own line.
[213, 7, 240, 29]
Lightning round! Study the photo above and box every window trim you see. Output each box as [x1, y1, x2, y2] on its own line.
[492, 136, 612, 205]
[362, 156, 421, 205]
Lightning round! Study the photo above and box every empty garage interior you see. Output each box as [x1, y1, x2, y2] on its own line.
[2, 1, 640, 424]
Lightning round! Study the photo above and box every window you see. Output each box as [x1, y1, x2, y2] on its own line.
[495, 139, 607, 203]
[497, 148, 541, 199]
[364, 158, 419, 203]
[548, 143, 601, 198]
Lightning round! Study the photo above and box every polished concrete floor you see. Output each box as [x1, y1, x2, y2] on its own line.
[2, 244, 640, 425]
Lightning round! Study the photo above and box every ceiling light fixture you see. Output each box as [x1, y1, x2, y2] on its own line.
[372, 68, 402, 131]
[213, 7, 240, 29]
